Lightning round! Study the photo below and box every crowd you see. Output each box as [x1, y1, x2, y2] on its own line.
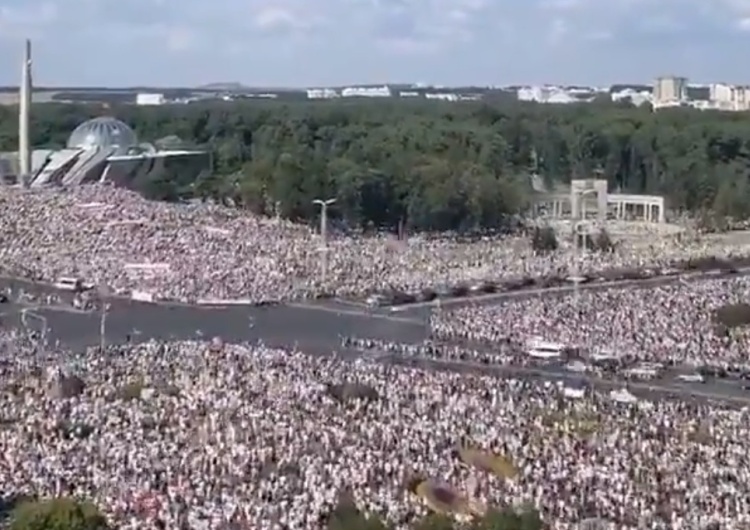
[0, 336, 748, 530]
[430, 275, 750, 371]
[1, 185, 749, 303]
[341, 337, 519, 366]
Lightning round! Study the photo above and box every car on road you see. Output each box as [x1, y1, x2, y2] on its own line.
[54, 277, 93, 293]
[675, 373, 705, 383]
[565, 360, 589, 373]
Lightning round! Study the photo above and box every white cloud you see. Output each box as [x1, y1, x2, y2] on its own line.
[0, 0, 746, 86]
[165, 27, 197, 53]
[0, 3, 58, 40]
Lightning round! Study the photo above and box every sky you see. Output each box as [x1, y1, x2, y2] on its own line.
[0, 0, 748, 87]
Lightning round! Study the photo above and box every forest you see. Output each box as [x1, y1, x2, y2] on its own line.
[2, 99, 750, 232]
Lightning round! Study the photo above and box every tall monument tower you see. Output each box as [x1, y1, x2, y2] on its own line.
[18, 39, 32, 183]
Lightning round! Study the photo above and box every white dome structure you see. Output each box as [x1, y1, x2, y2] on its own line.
[67, 117, 138, 154]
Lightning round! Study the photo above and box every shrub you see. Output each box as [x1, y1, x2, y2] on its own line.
[325, 494, 389, 530]
[593, 228, 615, 252]
[531, 226, 557, 252]
[115, 381, 145, 401]
[412, 514, 456, 530]
[10, 497, 109, 530]
[326, 382, 379, 402]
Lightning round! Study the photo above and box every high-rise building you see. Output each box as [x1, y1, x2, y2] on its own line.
[653, 76, 687, 106]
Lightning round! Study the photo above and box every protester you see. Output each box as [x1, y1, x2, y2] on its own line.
[0, 335, 747, 530]
[0, 186, 746, 304]
[430, 275, 750, 371]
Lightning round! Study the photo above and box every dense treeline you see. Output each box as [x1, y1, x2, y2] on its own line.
[3, 100, 750, 231]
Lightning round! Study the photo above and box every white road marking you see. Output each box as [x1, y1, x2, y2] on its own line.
[286, 302, 424, 325]
[29, 305, 91, 315]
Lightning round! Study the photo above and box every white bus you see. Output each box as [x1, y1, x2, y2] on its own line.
[54, 277, 93, 292]
[526, 338, 565, 359]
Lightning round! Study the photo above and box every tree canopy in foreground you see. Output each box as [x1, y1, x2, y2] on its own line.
[9, 497, 109, 530]
[6, 494, 543, 530]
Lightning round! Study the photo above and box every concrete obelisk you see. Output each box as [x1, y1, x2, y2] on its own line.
[18, 39, 32, 184]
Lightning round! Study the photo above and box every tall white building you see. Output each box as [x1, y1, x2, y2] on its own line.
[307, 88, 338, 99]
[341, 86, 391, 98]
[653, 76, 687, 106]
[136, 93, 165, 106]
[711, 84, 750, 111]
[733, 86, 750, 111]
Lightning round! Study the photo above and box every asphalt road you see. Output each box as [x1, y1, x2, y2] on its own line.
[384, 355, 750, 406]
[5, 300, 428, 351]
[4, 273, 750, 405]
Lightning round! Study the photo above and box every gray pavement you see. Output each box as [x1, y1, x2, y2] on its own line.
[4, 272, 750, 405]
[383, 355, 750, 406]
[12, 300, 428, 352]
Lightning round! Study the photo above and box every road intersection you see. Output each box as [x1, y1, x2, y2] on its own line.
[2, 272, 749, 405]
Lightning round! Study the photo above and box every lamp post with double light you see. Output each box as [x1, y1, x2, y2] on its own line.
[21, 308, 48, 358]
[312, 198, 336, 285]
[98, 286, 111, 353]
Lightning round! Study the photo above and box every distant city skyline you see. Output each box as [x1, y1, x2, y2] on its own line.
[0, 0, 749, 87]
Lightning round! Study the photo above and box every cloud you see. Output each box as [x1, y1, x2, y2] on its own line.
[0, 0, 746, 86]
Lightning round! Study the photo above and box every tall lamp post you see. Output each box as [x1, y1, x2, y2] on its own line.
[21, 308, 48, 357]
[571, 188, 599, 309]
[98, 286, 111, 353]
[312, 198, 336, 285]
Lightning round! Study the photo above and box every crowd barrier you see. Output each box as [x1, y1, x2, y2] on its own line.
[130, 290, 154, 303]
[196, 298, 255, 306]
[365, 254, 750, 308]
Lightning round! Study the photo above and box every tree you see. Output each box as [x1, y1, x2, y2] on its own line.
[471, 506, 543, 530]
[531, 226, 558, 253]
[413, 513, 456, 530]
[10, 497, 109, 530]
[592, 228, 615, 252]
[7, 98, 750, 232]
[325, 494, 390, 530]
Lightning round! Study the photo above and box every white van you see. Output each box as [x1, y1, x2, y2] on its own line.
[676, 373, 705, 383]
[53, 277, 92, 292]
[54, 277, 81, 291]
[527, 338, 565, 359]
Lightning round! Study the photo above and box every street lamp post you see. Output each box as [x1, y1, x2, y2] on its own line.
[571, 189, 598, 309]
[572, 222, 588, 309]
[98, 286, 111, 353]
[21, 308, 48, 357]
[312, 198, 336, 285]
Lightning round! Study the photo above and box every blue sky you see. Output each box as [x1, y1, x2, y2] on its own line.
[0, 0, 748, 87]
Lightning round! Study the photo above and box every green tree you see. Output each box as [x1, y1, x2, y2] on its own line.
[413, 513, 456, 530]
[471, 506, 543, 530]
[10, 497, 109, 530]
[326, 495, 391, 530]
[8, 98, 750, 231]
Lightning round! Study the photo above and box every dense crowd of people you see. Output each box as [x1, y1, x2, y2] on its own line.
[5, 183, 750, 529]
[1, 185, 749, 303]
[431, 275, 750, 371]
[0, 337, 748, 530]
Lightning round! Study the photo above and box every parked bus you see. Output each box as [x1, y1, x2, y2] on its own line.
[526, 338, 566, 359]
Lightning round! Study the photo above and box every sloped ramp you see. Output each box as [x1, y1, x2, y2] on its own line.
[62, 147, 115, 185]
[32, 149, 82, 187]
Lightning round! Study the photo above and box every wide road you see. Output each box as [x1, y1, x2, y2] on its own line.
[3, 272, 750, 405]
[0, 267, 741, 351]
